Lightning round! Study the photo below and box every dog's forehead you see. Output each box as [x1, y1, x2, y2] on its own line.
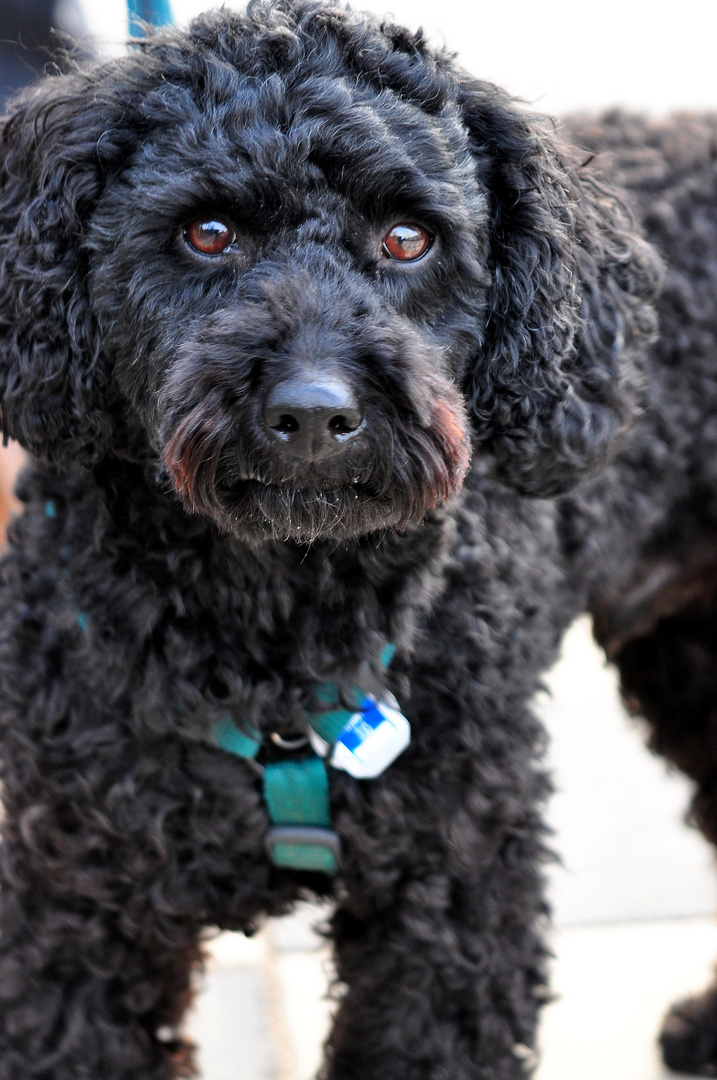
[125, 63, 477, 216]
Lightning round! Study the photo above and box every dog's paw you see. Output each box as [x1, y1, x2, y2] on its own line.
[660, 987, 717, 1076]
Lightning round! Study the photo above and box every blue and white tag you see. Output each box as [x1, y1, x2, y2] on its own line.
[327, 694, 411, 779]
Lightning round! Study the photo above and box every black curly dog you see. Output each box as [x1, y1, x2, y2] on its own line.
[0, 2, 716, 1077]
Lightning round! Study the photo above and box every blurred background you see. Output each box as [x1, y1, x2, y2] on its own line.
[1, 1, 717, 1077]
[84, 0, 717, 116]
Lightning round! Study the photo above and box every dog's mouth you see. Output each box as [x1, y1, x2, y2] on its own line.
[163, 432, 466, 542]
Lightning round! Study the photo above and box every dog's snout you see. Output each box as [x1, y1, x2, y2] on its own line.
[263, 375, 364, 461]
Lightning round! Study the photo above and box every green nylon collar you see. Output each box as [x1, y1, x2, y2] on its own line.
[213, 643, 396, 875]
[264, 758, 337, 873]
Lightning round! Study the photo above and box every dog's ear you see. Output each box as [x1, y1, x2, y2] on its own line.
[458, 81, 662, 496]
[0, 71, 126, 465]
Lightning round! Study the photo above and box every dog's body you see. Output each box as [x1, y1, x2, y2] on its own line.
[0, 4, 716, 1078]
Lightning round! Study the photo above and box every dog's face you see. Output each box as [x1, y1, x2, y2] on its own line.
[0, 2, 660, 543]
[86, 59, 486, 541]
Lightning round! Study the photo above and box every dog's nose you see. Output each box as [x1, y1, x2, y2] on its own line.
[263, 375, 364, 461]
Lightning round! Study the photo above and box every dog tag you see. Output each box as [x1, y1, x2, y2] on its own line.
[329, 695, 410, 779]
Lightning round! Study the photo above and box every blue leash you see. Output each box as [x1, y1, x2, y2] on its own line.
[127, 0, 173, 36]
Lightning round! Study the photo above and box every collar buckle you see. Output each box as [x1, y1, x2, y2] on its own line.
[265, 825, 340, 874]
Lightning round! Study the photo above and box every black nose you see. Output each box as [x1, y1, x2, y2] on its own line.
[263, 375, 364, 462]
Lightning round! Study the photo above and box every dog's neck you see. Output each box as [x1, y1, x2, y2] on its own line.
[51, 456, 459, 739]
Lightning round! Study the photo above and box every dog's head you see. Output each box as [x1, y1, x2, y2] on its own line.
[0, 0, 660, 542]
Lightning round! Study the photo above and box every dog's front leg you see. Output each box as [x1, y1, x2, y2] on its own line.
[323, 735, 550, 1080]
[0, 804, 202, 1080]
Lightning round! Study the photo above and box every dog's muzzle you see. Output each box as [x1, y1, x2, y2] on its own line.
[158, 276, 472, 541]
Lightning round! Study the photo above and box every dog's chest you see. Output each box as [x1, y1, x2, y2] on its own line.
[8, 461, 453, 746]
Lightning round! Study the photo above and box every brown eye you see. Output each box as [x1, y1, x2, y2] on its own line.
[381, 223, 432, 262]
[185, 217, 236, 256]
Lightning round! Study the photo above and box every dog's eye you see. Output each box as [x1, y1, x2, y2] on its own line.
[184, 217, 236, 256]
[381, 223, 432, 262]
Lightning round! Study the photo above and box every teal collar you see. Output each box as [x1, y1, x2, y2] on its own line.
[213, 643, 396, 875]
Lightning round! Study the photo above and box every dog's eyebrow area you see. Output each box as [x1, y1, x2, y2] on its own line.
[116, 69, 484, 245]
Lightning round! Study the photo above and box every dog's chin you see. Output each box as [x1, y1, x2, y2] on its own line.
[200, 479, 418, 544]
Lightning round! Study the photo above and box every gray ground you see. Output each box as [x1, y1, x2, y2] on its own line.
[70, 2, 717, 1076]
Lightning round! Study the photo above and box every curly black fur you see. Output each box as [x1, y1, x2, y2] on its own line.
[0, 3, 715, 1077]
